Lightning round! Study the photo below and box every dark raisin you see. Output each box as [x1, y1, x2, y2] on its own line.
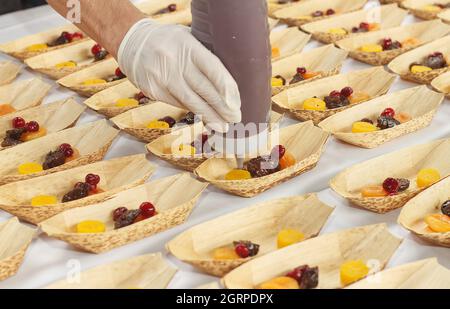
[396, 178, 410, 192]
[178, 112, 198, 125]
[425, 53, 447, 70]
[324, 95, 350, 109]
[287, 265, 319, 289]
[62, 184, 89, 203]
[289, 72, 305, 85]
[43, 150, 66, 170]
[114, 209, 141, 229]
[245, 156, 280, 178]
[1, 127, 27, 147]
[94, 50, 109, 62]
[360, 118, 373, 124]
[441, 200, 450, 216]
[377, 116, 400, 130]
[48, 35, 69, 47]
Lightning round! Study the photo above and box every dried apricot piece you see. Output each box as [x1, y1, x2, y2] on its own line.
[213, 247, 240, 260]
[271, 77, 284, 87]
[18, 162, 43, 175]
[410, 65, 432, 73]
[76, 220, 106, 233]
[394, 112, 412, 123]
[0, 104, 16, 116]
[351, 121, 378, 133]
[146, 120, 170, 129]
[258, 276, 300, 289]
[55, 61, 77, 68]
[20, 127, 47, 142]
[115, 98, 139, 107]
[303, 71, 319, 79]
[340, 260, 369, 286]
[361, 185, 388, 198]
[417, 168, 441, 188]
[26, 43, 48, 52]
[349, 92, 370, 104]
[277, 229, 305, 249]
[280, 152, 296, 170]
[31, 195, 58, 207]
[424, 214, 450, 233]
[271, 47, 280, 58]
[302, 97, 326, 111]
[82, 78, 107, 86]
[225, 169, 252, 180]
[360, 44, 383, 53]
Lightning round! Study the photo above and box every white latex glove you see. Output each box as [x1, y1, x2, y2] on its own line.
[118, 18, 242, 132]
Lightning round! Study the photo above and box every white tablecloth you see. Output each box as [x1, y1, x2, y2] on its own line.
[0, 0, 448, 289]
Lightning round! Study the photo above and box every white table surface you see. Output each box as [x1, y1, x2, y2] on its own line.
[0, 0, 449, 289]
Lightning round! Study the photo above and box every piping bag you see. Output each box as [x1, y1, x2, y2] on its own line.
[191, 0, 272, 167]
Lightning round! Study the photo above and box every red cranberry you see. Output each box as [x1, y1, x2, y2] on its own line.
[271, 145, 286, 160]
[340, 87, 354, 98]
[326, 9, 335, 15]
[296, 67, 307, 75]
[235, 244, 250, 258]
[139, 202, 156, 218]
[113, 207, 128, 221]
[381, 107, 395, 118]
[12, 117, 26, 128]
[135, 91, 147, 100]
[287, 266, 306, 281]
[62, 31, 73, 42]
[168, 4, 177, 12]
[329, 90, 341, 97]
[25, 121, 39, 132]
[72, 32, 84, 40]
[63, 147, 74, 158]
[382, 38, 392, 50]
[86, 183, 97, 192]
[91, 43, 103, 56]
[359, 22, 370, 31]
[383, 178, 399, 195]
[431, 51, 443, 57]
[59, 143, 72, 152]
[115, 67, 125, 78]
[85, 173, 100, 185]
[201, 133, 209, 145]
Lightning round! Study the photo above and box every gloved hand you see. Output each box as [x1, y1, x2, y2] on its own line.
[118, 18, 242, 132]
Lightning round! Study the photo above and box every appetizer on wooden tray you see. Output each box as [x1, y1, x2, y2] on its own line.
[402, 0, 450, 20]
[398, 175, 450, 247]
[318, 86, 444, 149]
[25, 40, 112, 80]
[0, 120, 118, 185]
[111, 101, 200, 143]
[194, 121, 329, 198]
[336, 19, 450, 65]
[431, 70, 450, 96]
[272, 66, 395, 124]
[0, 24, 86, 60]
[0, 78, 51, 117]
[271, 44, 348, 95]
[40, 173, 207, 253]
[57, 58, 127, 97]
[0, 217, 36, 281]
[301, 4, 407, 44]
[167, 194, 333, 277]
[272, 0, 368, 27]
[330, 138, 450, 213]
[0, 98, 85, 151]
[388, 35, 450, 84]
[222, 224, 401, 289]
[0, 61, 21, 86]
[0, 154, 155, 224]
[45, 253, 176, 289]
[346, 258, 450, 289]
[137, 0, 192, 25]
[270, 27, 311, 61]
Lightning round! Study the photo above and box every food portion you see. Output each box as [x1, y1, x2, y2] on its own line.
[359, 37, 419, 53]
[2, 117, 47, 147]
[271, 67, 320, 87]
[115, 91, 151, 108]
[213, 241, 260, 260]
[224, 145, 296, 180]
[25, 31, 84, 52]
[112, 202, 157, 230]
[258, 265, 319, 289]
[301, 86, 370, 111]
[423, 200, 450, 233]
[340, 260, 369, 286]
[328, 22, 380, 35]
[360, 168, 441, 198]
[54, 43, 110, 69]
[351, 107, 411, 133]
[311, 9, 336, 18]
[277, 229, 305, 248]
[82, 67, 126, 86]
[155, 3, 178, 15]
[410, 52, 448, 73]
[0, 104, 16, 117]
[146, 112, 200, 129]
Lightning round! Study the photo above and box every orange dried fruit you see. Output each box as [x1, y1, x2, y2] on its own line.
[303, 71, 319, 79]
[18, 162, 43, 175]
[394, 112, 412, 124]
[340, 260, 369, 286]
[213, 247, 240, 260]
[352, 121, 378, 133]
[76, 220, 106, 234]
[271, 47, 280, 58]
[417, 168, 441, 188]
[424, 214, 450, 233]
[277, 229, 305, 249]
[20, 127, 47, 142]
[31, 195, 58, 207]
[280, 152, 296, 170]
[225, 169, 252, 180]
[361, 185, 388, 198]
[258, 276, 300, 289]
[349, 92, 370, 104]
[0, 104, 16, 116]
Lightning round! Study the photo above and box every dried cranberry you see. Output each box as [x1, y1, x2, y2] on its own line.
[235, 244, 250, 258]
[168, 4, 177, 12]
[12, 117, 25, 129]
[201, 133, 209, 145]
[63, 147, 74, 158]
[340, 87, 353, 98]
[91, 43, 103, 56]
[113, 207, 128, 221]
[359, 22, 370, 31]
[25, 121, 39, 132]
[135, 92, 147, 100]
[61, 31, 73, 42]
[326, 9, 335, 15]
[383, 178, 400, 195]
[381, 107, 395, 118]
[139, 202, 156, 218]
[441, 200, 450, 216]
[296, 67, 307, 75]
[85, 173, 100, 186]
[271, 145, 286, 160]
[72, 32, 83, 40]
[287, 265, 319, 289]
[115, 67, 125, 78]
[59, 143, 72, 151]
[329, 90, 341, 97]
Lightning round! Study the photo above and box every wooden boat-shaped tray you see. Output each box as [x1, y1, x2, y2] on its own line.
[0, 78, 51, 115]
[0, 120, 118, 185]
[270, 27, 311, 61]
[272, 66, 395, 124]
[272, 0, 368, 27]
[45, 253, 176, 288]
[167, 194, 334, 277]
[318, 86, 444, 149]
[330, 138, 450, 213]
[0, 24, 86, 60]
[336, 20, 450, 65]
[222, 224, 402, 289]
[0, 217, 36, 281]
[111, 101, 192, 143]
[272, 44, 348, 95]
[0, 98, 85, 151]
[137, 0, 192, 25]
[431, 70, 450, 96]
[146, 111, 284, 172]
[40, 173, 207, 253]
[388, 35, 450, 84]
[24, 39, 110, 80]
[398, 176, 450, 247]
[83, 80, 146, 118]
[0, 61, 21, 86]
[439, 9, 450, 23]
[57, 58, 126, 97]
[0, 154, 155, 224]
[402, 0, 450, 20]
[301, 4, 407, 44]
[194, 121, 329, 198]
[347, 258, 450, 288]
